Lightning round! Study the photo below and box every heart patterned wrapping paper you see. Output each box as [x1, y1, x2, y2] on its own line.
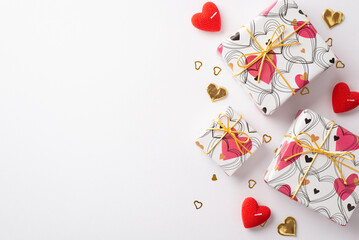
[195, 107, 262, 176]
[264, 109, 359, 226]
[217, 0, 336, 115]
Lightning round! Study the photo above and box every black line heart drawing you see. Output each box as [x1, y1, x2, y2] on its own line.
[305, 118, 311, 124]
[314, 188, 320, 194]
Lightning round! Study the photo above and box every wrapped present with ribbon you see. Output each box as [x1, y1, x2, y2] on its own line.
[195, 106, 262, 176]
[264, 109, 359, 225]
[218, 0, 336, 115]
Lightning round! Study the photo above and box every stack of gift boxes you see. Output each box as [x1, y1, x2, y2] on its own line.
[196, 0, 359, 226]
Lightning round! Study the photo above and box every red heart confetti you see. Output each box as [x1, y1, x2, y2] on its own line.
[191, 2, 221, 32]
[332, 82, 359, 113]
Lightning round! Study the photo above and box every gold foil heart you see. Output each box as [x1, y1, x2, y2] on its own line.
[260, 221, 267, 227]
[195, 61, 203, 70]
[336, 61, 345, 68]
[248, 179, 257, 189]
[322, 9, 344, 29]
[194, 200, 203, 209]
[195, 141, 204, 149]
[212, 174, 217, 181]
[263, 134, 272, 143]
[213, 66, 222, 76]
[207, 83, 227, 102]
[300, 87, 309, 95]
[325, 38, 333, 47]
[277, 216, 297, 236]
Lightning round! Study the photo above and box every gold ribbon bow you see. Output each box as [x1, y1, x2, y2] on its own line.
[204, 113, 252, 156]
[233, 20, 311, 95]
[284, 121, 359, 199]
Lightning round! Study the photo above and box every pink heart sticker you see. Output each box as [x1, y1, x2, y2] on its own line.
[221, 128, 252, 160]
[245, 51, 277, 84]
[278, 184, 298, 201]
[275, 141, 303, 171]
[335, 126, 359, 152]
[334, 174, 358, 201]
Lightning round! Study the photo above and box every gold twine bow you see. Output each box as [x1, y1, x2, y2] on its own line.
[284, 121, 358, 199]
[204, 113, 252, 156]
[233, 20, 311, 95]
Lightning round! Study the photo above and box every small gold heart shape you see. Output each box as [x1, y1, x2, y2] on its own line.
[300, 177, 310, 186]
[248, 179, 257, 189]
[354, 178, 359, 186]
[260, 221, 267, 227]
[300, 48, 305, 53]
[263, 134, 272, 143]
[195, 61, 203, 70]
[213, 66, 222, 76]
[291, 19, 298, 26]
[277, 216, 297, 236]
[195, 141, 204, 150]
[207, 83, 227, 102]
[219, 153, 226, 160]
[194, 200, 203, 209]
[325, 38, 333, 47]
[310, 134, 319, 142]
[212, 174, 217, 181]
[322, 9, 344, 28]
[300, 87, 309, 95]
[300, 72, 308, 81]
[336, 60, 345, 68]
[228, 63, 233, 70]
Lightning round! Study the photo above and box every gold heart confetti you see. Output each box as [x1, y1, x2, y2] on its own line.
[248, 179, 257, 189]
[194, 200, 203, 209]
[219, 153, 226, 160]
[213, 66, 222, 76]
[195, 141, 204, 150]
[212, 174, 217, 181]
[277, 216, 297, 236]
[336, 61, 345, 68]
[195, 61, 203, 70]
[325, 38, 333, 47]
[263, 134, 272, 143]
[300, 87, 309, 95]
[310, 134, 319, 142]
[300, 177, 310, 186]
[207, 83, 227, 102]
[228, 63, 233, 70]
[322, 9, 344, 29]
[300, 48, 305, 53]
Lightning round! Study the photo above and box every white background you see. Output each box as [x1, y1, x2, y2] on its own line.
[0, 0, 358, 239]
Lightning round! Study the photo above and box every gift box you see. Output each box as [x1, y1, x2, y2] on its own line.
[264, 109, 359, 226]
[218, 0, 336, 115]
[196, 106, 262, 176]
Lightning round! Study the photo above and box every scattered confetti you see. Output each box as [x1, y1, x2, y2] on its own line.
[336, 60, 345, 68]
[194, 200, 203, 209]
[195, 61, 203, 70]
[300, 87, 310, 95]
[263, 134, 272, 143]
[212, 174, 217, 181]
[207, 83, 227, 102]
[322, 9, 344, 29]
[248, 179, 257, 189]
[325, 38, 333, 47]
[213, 66, 222, 76]
[277, 216, 297, 236]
